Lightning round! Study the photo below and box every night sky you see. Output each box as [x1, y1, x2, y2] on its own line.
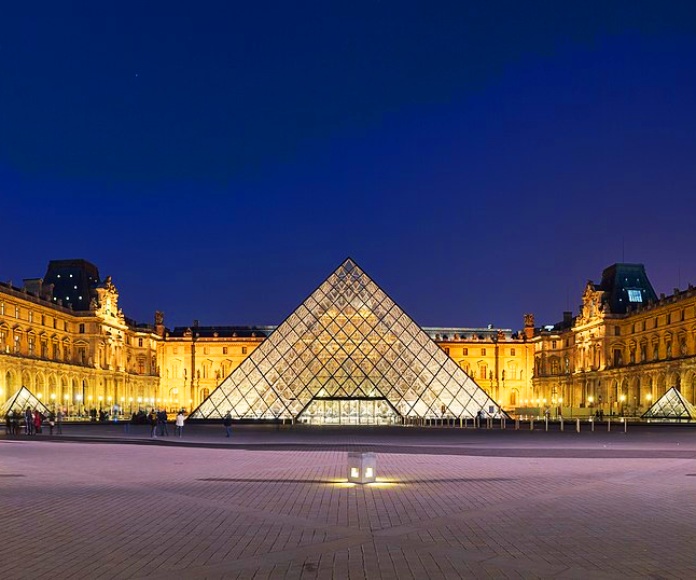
[2, 2, 696, 330]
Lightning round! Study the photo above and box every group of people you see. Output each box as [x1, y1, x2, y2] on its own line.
[4, 407, 62, 436]
[142, 409, 186, 438]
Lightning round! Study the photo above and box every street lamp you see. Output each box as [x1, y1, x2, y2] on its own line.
[619, 394, 626, 416]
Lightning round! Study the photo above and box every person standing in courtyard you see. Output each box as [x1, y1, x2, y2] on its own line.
[157, 409, 169, 436]
[33, 409, 43, 435]
[223, 412, 233, 438]
[175, 410, 185, 438]
[56, 408, 63, 434]
[24, 407, 33, 435]
[149, 409, 158, 438]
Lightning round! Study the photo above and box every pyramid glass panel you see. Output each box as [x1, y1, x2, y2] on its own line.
[0, 386, 52, 418]
[190, 258, 504, 423]
[642, 387, 696, 420]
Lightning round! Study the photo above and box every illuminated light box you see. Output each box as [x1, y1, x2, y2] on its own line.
[347, 452, 377, 484]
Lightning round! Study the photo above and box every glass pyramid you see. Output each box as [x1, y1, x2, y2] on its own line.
[190, 258, 503, 423]
[641, 387, 696, 420]
[0, 386, 51, 418]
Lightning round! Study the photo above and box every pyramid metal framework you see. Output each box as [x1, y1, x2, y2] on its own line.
[190, 258, 503, 423]
[0, 386, 51, 418]
[642, 387, 696, 420]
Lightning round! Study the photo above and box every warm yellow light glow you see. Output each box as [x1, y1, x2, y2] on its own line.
[88, 395, 93, 401]
[63, 394, 69, 400]
[646, 393, 652, 401]
[558, 397, 563, 404]
[137, 397, 142, 403]
[50, 393, 56, 400]
[129, 397, 134, 403]
[588, 396, 594, 403]
[98, 395, 103, 401]
[619, 394, 626, 402]
[365, 467, 374, 478]
[37, 393, 43, 399]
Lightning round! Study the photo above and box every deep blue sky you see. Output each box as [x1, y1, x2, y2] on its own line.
[2, 2, 696, 330]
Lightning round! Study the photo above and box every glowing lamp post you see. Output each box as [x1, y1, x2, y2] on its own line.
[347, 452, 377, 484]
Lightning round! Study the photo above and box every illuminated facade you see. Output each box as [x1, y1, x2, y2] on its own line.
[0, 260, 160, 415]
[8, 258, 694, 421]
[532, 264, 696, 416]
[190, 259, 503, 423]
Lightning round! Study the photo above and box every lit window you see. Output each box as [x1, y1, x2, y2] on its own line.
[510, 348, 515, 356]
[481, 348, 486, 356]
[627, 289, 642, 303]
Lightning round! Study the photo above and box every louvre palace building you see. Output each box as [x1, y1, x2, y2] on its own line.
[1, 258, 695, 423]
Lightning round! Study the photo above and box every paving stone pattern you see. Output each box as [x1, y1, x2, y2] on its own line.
[1, 425, 696, 579]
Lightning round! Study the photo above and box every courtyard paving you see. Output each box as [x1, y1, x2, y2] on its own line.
[1, 423, 696, 579]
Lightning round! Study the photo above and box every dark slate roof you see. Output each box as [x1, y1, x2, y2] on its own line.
[596, 263, 658, 314]
[167, 326, 276, 339]
[43, 259, 100, 311]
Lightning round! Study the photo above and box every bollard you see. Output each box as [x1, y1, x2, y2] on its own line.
[515, 418, 520, 430]
[530, 418, 534, 431]
[623, 417, 627, 433]
[576, 418, 580, 433]
[500, 417, 505, 430]
[560, 417, 564, 432]
[607, 418, 611, 432]
[590, 417, 595, 432]
[545, 417, 549, 432]
[488, 417, 493, 430]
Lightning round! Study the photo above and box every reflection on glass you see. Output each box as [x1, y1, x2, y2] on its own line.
[190, 259, 501, 423]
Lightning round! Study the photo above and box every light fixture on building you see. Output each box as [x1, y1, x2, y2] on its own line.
[347, 452, 377, 484]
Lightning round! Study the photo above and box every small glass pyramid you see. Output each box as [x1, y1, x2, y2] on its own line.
[190, 258, 503, 423]
[0, 386, 52, 418]
[642, 387, 696, 420]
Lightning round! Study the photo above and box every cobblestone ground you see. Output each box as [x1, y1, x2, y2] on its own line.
[1, 425, 696, 579]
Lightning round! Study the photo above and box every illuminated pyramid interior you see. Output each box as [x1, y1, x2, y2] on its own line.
[190, 258, 503, 424]
[0, 386, 51, 417]
[642, 386, 696, 420]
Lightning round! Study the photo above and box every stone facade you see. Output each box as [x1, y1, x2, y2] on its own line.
[0, 268, 159, 416]
[4, 259, 693, 418]
[532, 265, 696, 416]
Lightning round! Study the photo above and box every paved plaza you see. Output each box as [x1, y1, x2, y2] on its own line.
[2, 424, 696, 579]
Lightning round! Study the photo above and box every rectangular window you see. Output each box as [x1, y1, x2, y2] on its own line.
[627, 289, 642, 303]
[510, 348, 515, 356]
[0, 302, 3, 315]
[444, 347, 450, 355]
[28, 311, 33, 323]
[41, 315, 45, 325]
[667, 313, 671, 324]
[15, 306, 19, 319]
[481, 348, 486, 356]
[551, 341, 557, 349]
[614, 327, 620, 336]
[462, 347, 468, 356]
[138, 338, 143, 347]
[79, 323, 85, 334]
[223, 346, 228, 355]
[242, 346, 248, 355]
